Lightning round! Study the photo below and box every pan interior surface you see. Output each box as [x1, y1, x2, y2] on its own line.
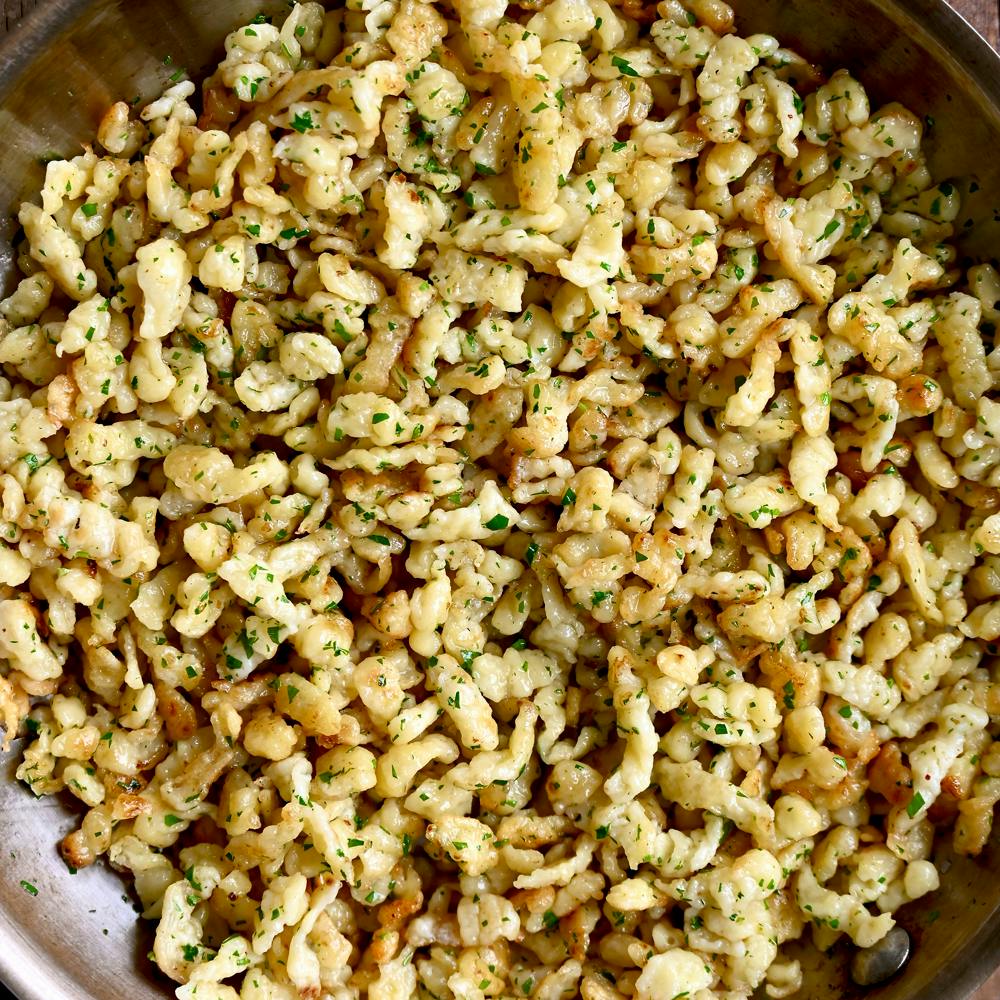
[0, 2, 998, 1000]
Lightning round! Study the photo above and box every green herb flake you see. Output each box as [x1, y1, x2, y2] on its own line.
[611, 54, 639, 77]
[819, 219, 840, 241]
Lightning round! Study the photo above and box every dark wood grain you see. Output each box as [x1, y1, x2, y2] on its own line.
[955, 0, 1000, 47]
[2, 0, 38, 33]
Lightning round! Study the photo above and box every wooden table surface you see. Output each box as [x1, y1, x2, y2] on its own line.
[0, 0, 997, 998]
[958, 0, 1000, 47]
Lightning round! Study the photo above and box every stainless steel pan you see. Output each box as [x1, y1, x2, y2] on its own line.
[0, 1, 999, 998]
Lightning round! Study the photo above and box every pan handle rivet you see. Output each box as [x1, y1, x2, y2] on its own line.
[851, 926, 912, 987]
